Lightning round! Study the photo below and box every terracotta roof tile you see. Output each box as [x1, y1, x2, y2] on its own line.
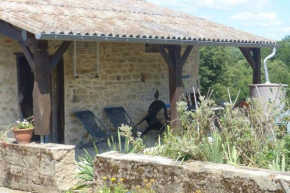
[0, 0, 276, 45]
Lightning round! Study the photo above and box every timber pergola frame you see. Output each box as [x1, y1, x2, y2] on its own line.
[0, 20, 71, 139]
[0, 19, 279, 137]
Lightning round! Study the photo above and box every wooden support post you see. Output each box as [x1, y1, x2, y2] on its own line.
[31, 41, 71, 136]
[158, 45, 193, 129]
[33, 40, 51, 135]
[239, 47, 261, 84]
[0, 20, 72, 137]
[253, 48, 261, 84]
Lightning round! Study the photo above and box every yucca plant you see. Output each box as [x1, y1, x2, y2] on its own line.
[201, 133, 224, 163]
[269, 153, 286, 172]
[72, 145, 98, 190]
[223, 140, 240, 166]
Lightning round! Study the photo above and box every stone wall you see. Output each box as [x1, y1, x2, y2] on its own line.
[94, 151, 290, 193]
[0, 142, 76, 193]
[0, 35, 22, 128]
[63, 43, 199, 145]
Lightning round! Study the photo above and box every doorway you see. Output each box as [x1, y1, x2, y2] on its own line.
[51, 59, 65, 144]
[16, 55, 65, 143]
[17, 56, 34, 119]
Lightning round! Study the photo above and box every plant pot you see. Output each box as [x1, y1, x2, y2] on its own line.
[13, 127, 34, 144]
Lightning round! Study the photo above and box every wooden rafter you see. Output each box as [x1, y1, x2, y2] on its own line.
[239, 47, 256, 70]
[239, 47, 261, 84]
[0, 20, 26, 42]
[158, 45, 174, 71]
[180, 45, 193, 69]
[20, 44, 35, 71]
[49, 41, 71, 72]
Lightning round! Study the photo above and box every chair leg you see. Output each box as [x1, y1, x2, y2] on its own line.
[81, 128, 85, 146]
[141, 127, 151, 138]
[155, 125, 166, 141]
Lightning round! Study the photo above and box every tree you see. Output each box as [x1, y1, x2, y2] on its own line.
[276, 35, 290, 67]
[199, 46, 232, 100]
[199, 35, 290, 103]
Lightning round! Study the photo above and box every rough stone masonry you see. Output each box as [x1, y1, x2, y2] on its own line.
[0, 142, 76, 193]
[94, 151, 290, 193]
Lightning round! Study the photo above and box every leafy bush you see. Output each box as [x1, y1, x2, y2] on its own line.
[144, 95, 289, 171]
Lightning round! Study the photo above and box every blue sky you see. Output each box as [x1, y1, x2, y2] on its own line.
[147, 0, 290, 41]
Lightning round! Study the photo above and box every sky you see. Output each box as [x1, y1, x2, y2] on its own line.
[147, 0, 290, 41]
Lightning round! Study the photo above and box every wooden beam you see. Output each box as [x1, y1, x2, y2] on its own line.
[49, 41, 71, 72]
[20, 44, 35, 71]
[157, 45, 174, 71]
[0, 20, 26, 42]
[239, 47, 256, 70]
[22, 38, 36, 46]
[33, 40, 51, 135]
[252, 48, 261, 84]
[239, 47, 261, 84]
[158, 44, 193, 130]
[180, 45, 193, 69]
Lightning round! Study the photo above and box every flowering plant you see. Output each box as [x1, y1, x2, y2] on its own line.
[15, 116, 34, 129]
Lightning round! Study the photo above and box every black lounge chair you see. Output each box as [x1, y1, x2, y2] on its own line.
[137, 100, 170, 137]
[104, 107, 139, 136]
[75, 110, 112, 148]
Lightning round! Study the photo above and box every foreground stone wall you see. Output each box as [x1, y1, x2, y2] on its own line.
[0, 143, 76, 193]
[94, 151, 290, 193]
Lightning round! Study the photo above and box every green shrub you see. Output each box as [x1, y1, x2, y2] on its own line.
[142, 95, 289, 171]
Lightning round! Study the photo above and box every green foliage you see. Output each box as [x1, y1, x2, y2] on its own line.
[201, 133, 224, 163]
[269, 153, 286, 172]
[0, 125, 11, 145]
[99, 183, 130, 193]
[107, 124, 146, 154]
[140, 95, 289, 171]
[15, 116, 34, 129]
[276, 35, 290, 66]
[199, 46, 232, 100]
[199, 35, 290, 103]
[73, 145, 99, 191]
[72, 126, 147, 192]
[223, 141, 240, 166]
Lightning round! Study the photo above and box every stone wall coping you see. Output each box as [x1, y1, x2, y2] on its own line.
[6, 142, 75, 150]
[96, 151, 290, 182]
[96, 151, 175, 166]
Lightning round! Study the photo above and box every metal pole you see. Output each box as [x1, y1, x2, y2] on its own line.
[40, 135, 45, 144]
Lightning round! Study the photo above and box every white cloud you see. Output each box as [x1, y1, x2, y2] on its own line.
[282, 27, 290, 33]
[241, 20, 281, 26]
[230, 12, 277, 21]
[146, 0, 270, 12]
[230, 12, 281, 27]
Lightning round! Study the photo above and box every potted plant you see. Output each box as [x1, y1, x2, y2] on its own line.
[13, 117, 34, 144]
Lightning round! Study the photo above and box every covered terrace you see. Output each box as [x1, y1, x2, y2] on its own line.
[0, 0, 278, 145]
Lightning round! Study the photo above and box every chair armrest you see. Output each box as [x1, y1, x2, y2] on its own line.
[147, 117, 161, 127]
[136, 116, 148, 125]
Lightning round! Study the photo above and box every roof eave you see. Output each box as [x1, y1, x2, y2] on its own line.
[36, 33, 280, 48]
